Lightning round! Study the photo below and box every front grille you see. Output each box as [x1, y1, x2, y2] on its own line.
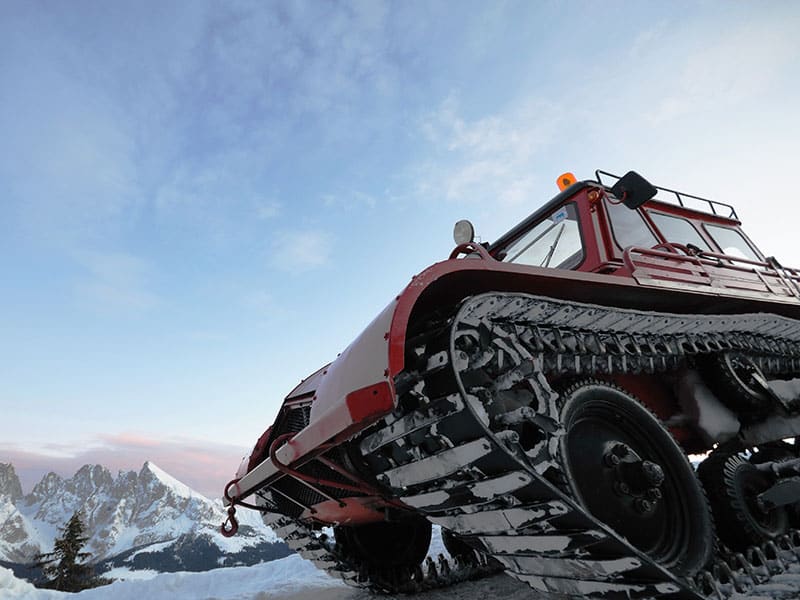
[270, 447, 365, 518]
[285, 405, 311, 433]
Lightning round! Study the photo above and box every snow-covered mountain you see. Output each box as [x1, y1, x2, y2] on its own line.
[0, 462, 288, 573]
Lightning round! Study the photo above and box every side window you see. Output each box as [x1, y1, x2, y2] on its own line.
[648, 212, 711, 250]
[705, 224, 761, 261]
[604, 198, 658, 250]
[501, 203, 583, 269]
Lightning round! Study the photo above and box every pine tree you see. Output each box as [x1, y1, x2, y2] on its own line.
[33, 511, 110, 591]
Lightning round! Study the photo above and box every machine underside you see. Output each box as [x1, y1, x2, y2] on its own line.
[249, 292, 800, 599]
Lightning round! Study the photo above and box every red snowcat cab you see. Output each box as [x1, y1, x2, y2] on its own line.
[222, 171, 800, 599]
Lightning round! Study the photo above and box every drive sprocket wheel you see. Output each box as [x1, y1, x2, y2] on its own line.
[555, 380, 715, 576]
[333, 516, 431, 591]
[701, 352, 773, 417]
[697, 450, 789, 550]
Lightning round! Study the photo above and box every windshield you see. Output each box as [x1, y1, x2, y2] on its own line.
[604, 198, 658, 250]
[500, 203, 583, 269]
[705, 224, 761, 261]
[647, 212, 711, 250]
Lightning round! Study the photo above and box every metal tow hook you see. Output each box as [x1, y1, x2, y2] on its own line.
[221, 478, 242, 538]
[221, 505, 240, 537]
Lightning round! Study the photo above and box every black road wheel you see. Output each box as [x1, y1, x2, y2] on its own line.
[698, 450, 789, 550]
[556, 380, 715, 576]
[700, 352, 772, 417]
[334, 516, 431, 588]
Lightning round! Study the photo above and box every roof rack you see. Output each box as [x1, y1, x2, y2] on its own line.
[595, 170, 738, 221]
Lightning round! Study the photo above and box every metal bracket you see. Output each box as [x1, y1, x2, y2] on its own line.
[757, 476, 800, 511]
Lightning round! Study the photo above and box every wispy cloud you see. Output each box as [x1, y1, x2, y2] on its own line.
[270, 230, 334, 272]
[254, 199, 282, 220]
[74, 252, 159, 312]
[410, 7, 800, 219]
[0, 433, 248, 499]
[322, 190, 378, 211]
[644, 20, 799, 124]
[195, 1, 394, 119]
[416, 95, 565, 207]
[241, 289, 275, 312]
[152, 152, 282, 243]
[0, 42, 141, 247]
[1, 2, 400, 250]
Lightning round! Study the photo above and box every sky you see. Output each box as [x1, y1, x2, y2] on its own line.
[1, 0, 799, 498]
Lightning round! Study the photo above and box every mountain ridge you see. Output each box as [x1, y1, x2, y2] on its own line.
[0, 461, 288, 575]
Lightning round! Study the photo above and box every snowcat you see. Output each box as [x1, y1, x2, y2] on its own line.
[222, 170, 800, 599]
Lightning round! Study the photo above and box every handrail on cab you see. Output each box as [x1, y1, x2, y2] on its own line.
[623, 245, 800, 299]
[449, 242, 493, 260]
[622, 244, 706, 275]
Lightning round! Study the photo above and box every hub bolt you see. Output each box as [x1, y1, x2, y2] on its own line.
[641, 461, 665, 487]
[634, 498, 653, 514]
[612, 443, 630, 458]
[645, 487, 662, 502]
[614, 482, 631, 496]
[605, 443, 631, 467]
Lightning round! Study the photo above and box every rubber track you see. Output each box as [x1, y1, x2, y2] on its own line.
[359, 292, 800, 599]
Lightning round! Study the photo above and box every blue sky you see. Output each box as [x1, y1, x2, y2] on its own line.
[1, 1, 799, 497]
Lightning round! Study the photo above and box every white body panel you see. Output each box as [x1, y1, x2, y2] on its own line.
[309, 298, 398, 422]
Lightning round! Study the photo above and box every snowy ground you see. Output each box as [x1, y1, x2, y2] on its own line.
[0, 554, 350, 600]
[5, 524, 800, 600]
[0, 554, 537, 600]
[7, 554, 800, 600]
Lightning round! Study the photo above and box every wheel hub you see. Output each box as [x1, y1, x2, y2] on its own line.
[603, 442, 665, 513]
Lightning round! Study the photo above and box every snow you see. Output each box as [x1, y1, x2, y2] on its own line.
[428, 525, 450, 560]
[102, 567, 160, 581]
[768, 378, 800, 403]
[123, 539, 175, 561]
[0, 531, 448, 600]
[211, 530, 265, 554]
[140, 463, 199, 501]
[0, 566, 67, 599]
[0, 555, 347, 600]
[5, 545, 800, 600]
[676, 368, 740, 444]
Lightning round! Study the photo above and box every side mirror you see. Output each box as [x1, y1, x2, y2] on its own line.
[611, 171, 657, 209]
[453, 220, 475, 245]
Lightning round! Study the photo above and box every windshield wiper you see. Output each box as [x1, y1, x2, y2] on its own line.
[506, 221, 558, 264]
[541, 223, 565, 268]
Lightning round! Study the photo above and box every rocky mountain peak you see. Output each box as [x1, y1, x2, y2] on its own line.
[28, 471, 64, 503]
[138, 461, 193, 496]
[68, 464, 113, 498]
[0, 464, 23, 502]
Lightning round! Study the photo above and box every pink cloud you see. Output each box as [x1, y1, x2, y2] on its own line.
[0, 433, 252, 499]
[100, 432, 163, 449]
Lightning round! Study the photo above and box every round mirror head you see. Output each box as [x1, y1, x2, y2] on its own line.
[453, 219, 475, 245]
